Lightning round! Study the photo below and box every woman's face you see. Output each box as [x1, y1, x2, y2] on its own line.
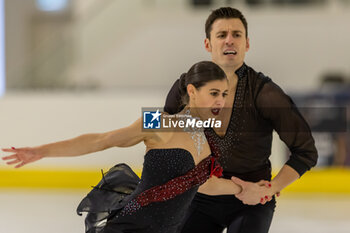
[188, 79, 228, 119]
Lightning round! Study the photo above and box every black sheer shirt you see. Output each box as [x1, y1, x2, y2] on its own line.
[164, 64, 318, 182]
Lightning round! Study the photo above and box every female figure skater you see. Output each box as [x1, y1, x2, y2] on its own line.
[2, 61, 270, 233]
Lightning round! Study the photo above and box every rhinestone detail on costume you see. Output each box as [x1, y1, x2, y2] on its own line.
[205, 64, 247, 168]
[119, 153, 221, 216]
[182, 108, 207, 157]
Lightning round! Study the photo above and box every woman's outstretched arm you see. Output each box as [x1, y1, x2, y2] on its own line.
[2, 117, 148, 168]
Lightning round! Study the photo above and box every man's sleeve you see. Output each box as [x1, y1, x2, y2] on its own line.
[163, 73, 186, 114]
[256, 81, 318, 177]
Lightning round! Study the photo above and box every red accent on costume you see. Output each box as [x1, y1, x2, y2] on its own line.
[135, 155, 222, 207]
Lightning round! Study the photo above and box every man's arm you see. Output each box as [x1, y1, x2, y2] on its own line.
[232, 80, 318, 205]
[256, 80, 318, 195]
[256, 80, 318, 177]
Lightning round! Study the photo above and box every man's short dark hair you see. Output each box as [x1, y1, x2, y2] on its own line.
[205, 7, 248, 39]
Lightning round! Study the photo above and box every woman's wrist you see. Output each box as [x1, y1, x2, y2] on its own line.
[234, 184, 243, 195]
[270, 180, 282, 194]
[35, 145, 48, 158]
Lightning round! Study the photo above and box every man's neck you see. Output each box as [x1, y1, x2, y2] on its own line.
[219, 62, 244, 86]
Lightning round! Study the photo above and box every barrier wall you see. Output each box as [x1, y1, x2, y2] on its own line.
[1, 91, 349, 193]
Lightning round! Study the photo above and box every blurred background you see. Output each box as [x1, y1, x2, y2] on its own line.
[1, 0, 350, 232]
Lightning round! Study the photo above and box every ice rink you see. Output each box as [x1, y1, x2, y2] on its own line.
[1, 190, 349, 233]
[2, 1, 350, 232]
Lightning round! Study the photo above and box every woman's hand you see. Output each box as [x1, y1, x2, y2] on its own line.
[2, 147, 43, 168]
[231, 177, 279, 205]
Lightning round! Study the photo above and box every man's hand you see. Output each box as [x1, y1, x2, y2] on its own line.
[231, 177, 280, 205]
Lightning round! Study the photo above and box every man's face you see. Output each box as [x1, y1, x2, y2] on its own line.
[205, 18, 250, 70]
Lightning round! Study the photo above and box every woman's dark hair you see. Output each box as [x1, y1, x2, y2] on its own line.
[179, 61, 226, 105]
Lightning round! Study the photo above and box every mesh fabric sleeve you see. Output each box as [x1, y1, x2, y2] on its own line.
[256, 81, 318, 176]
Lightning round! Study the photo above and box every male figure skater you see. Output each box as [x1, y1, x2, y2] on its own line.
[164, 7, 318, 233]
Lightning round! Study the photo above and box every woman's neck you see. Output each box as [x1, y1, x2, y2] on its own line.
[179, 105, 200, 119]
